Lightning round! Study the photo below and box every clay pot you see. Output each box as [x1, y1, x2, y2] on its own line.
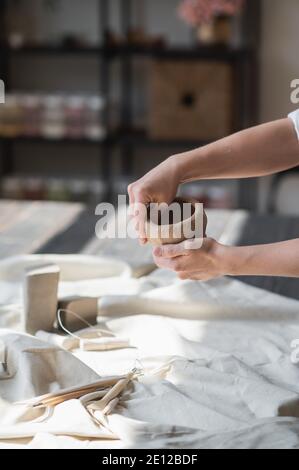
[196, 16, 232, 46]
[145, 197, 207, 246]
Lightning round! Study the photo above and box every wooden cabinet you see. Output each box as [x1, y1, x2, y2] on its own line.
[149, 60, 233, 141]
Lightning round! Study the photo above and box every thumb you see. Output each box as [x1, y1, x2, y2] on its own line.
[132, 202, 147, 240]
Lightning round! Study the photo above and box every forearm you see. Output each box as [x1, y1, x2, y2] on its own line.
[221, 239, 299, 278]
[172, 118, 299, 183]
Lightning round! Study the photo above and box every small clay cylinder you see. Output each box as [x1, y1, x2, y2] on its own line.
[57, 295, 99, 332]
[23, 264, 60, 335]
[145, 197, 207, 246]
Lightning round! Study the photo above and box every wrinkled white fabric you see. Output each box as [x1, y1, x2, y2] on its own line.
[1, 254, 299, 449]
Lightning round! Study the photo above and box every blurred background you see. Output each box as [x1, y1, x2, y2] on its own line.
[0, 0, 298, 213]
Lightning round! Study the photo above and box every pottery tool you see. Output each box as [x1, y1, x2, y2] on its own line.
[79, 337, 130, 351]
[79, 390, 108, 405]
[88, 371, 135, 412]
[23, 264, 60, 335]
[56, 308, 130, 351]
[17, 369, 139, 412]
[35, 330, 79, 351]
[87, 370, 139, 417]
[16, 376, 126, 408]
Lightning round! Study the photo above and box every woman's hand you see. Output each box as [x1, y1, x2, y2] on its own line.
[153, 237, 299, 280]
[153, 238, 230, 281]
[128, 156, 180, 244]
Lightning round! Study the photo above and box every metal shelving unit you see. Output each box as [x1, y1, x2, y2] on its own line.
[0, 0, 261, 208]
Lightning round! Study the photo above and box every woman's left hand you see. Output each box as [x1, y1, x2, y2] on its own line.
[153, 238, 230, 281]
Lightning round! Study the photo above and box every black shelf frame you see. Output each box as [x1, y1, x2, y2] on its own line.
[5, 43, 252, 60]
[0, 136, 110, 145]
[0, 0, 261, 208]
[7, 46, 106, 56]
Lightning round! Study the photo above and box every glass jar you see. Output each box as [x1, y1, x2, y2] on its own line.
[85, 96, 106, 141]
[65, 96, 86, 139]
[68, 179, 89, 202]
[47, 179, 70, 201]
[1, 94, 23, 137]
[1, 177, 23, 199]
[23, 178, 45, 200]
[42, 95, 66, 140]
[90, 180, 106, 204]
[20, 94, 42, 137]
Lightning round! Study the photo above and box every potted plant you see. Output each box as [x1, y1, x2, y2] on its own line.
[178, 0, 245, 46]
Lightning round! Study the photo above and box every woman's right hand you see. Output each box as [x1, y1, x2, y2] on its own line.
[128, 156, 181, 244]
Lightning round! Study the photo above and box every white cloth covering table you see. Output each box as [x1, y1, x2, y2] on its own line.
[0, 253, 299, 449]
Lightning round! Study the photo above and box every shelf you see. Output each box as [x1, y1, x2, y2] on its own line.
[107, 44, 253, 61]
[0, 136, 109, 145]
[0, 0, 261, 209]
[0, 131, 210, 148]
[111, 129, 211, 148]
[4, 44, 253, 62]
[6, 45, 104, 56]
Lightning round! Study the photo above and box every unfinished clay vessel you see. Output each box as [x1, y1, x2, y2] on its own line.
[145, 197, 207, 246]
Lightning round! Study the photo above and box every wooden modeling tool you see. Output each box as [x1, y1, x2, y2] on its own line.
[17, 376, 126, 408]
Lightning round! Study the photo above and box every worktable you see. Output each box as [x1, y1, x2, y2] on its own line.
[1, 199, 299, 450]
[1, 200, 299, 300]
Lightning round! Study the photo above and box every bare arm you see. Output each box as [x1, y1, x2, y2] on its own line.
[151, 117, 299, 281]
[129, 116, 299, 244]
[175, 118, 299, 183]
[225, 239, 299, 278]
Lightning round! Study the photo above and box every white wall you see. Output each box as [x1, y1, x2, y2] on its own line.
[258, 0, 299, 211]
[260, 0, 299, 122]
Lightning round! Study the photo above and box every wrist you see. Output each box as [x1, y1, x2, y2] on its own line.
[219, 245, 255, 276]
[166, 154, 183, 186]
[171, 152, 195, 184]
[171, 147, 210, 184]
[212, 243, 233, 276]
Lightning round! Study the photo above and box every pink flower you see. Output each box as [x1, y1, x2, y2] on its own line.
[178, 0, 244, 26]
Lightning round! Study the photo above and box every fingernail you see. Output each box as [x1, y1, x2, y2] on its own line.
[153, 247, 162, 257]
